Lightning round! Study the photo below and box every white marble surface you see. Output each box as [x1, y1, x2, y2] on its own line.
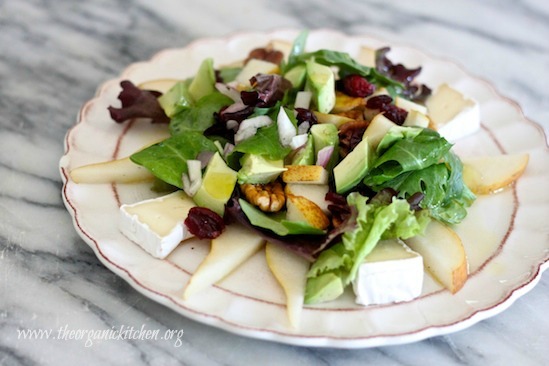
[1, 0, 548, 365]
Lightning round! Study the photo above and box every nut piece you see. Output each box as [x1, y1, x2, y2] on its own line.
[332, 91, 366, 113]
[240, 181, 286, 212]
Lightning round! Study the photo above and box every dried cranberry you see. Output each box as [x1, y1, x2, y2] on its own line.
[184, 207, 226, 239]
[364, 95, 407, 125]
[295, 108, 318, 125]
[365, 95, 393, 109]
[381, 104, 408, 125]
[342, 74, 375, 97]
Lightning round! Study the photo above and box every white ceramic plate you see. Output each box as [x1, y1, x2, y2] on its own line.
[59, 29, 549, 348]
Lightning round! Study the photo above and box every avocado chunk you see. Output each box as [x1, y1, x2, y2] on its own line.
[304, 272, 345, 304]
[310, 123, 339, 169]
[284, 64, 307, 89]
[237, 154, 286, 184]
[306, 60, 336, 114]
[238, 199, 325, 236]
[188, 58, 216, 102]
[157, 79, 193, 117]
[192, 152, 237, 216]
[333, 137, 372, 193]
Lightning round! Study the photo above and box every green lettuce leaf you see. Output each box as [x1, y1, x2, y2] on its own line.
[364, 129, 475, 225]
[232, 123, 291, 160]
[169, 92, 233, 136]
[304, 193, 429, 304]
[239, 199, 325, 236]
[130, 132, 217, 188]
[364, 128, 452, 186]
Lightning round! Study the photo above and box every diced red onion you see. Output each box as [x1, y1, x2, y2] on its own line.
[226, 119, 239, 131]
[277, 106, 297, 147]
[297, 121, 310, 135]
[215, 82, 242, 103]
[195, 152, 214, 169]
[290, 134, 308, 150]
[316, 146, 334, 167]
[223, 101, 248, 115]
[234, 115, 272, 144]
[182, 172, 201, 197]
[223, 142, 235, 157]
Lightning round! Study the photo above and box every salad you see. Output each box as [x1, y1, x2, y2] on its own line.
[69, 31, 529, 328]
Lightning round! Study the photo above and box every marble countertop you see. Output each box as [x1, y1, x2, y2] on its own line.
[1, 0, 548, 365]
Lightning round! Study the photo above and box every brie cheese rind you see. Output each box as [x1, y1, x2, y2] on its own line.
[426, 83, 480, 142]
[119, 191, 195, 259]
[352, 239, 423, 306]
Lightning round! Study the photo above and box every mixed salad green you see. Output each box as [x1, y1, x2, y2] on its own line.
[108, 32, 475, 304]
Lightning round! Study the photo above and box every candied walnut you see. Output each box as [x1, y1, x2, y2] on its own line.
[338, 120, 370, 157]
[240, 181, 285, 212]
[244, 47, 284, 65]
[336, 107, 365, 121]
[325, 191, 351, 228]
[332, 91, 366, 113]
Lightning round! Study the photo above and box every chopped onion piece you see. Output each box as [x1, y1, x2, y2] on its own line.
[223, 101, 248, 114]
[186, 159, 202, 182]
[298, 121, 310, 135]
[316, 146, 334, 167]
[290, 134, 308, 150]
[223, 142, 235, 157]
[226, 119, 239, 131]
[195, 152, 213, 169]
[182, 172, 201, 197]
[294, 91, 312, 109]
[182, 159, 204, 197]
[215, 82, 242, 103]
[277, 106, 297, 147]
[234, 115, 273, 144]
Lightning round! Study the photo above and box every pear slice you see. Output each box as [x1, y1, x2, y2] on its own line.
[70, 157, 154, 184]
[462, 154, 529, 195]
[137, 79, 179, 94]
[405, 220, 468, 294]
[265, 242, 310, 328]
[284, 184, 329, 213]
[312, 111, 354, 128]
[183, 224, 264, 299]
[282, 165, 329, 184]
[286, 194, 330, 230]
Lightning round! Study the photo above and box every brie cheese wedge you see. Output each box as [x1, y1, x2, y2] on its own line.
[119, 191, 195, 259]
[352, 239, 423, 306]
[426, 83, 480, 142]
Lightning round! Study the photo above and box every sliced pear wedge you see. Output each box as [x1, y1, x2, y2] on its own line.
[70, 156, 154, 184]
[405, 220, 468, 294]
[265, 242, 310, 329]
[183, 224, 264, 299]
[462, 153, 529, 195]
[285, 194, 330, 230]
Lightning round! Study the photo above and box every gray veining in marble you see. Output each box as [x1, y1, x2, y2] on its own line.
[1, 0, 548, 365]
